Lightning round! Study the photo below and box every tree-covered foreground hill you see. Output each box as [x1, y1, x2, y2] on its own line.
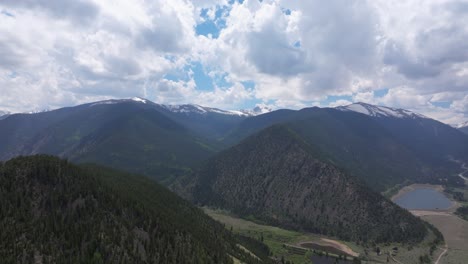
[0, 155, 269, 264]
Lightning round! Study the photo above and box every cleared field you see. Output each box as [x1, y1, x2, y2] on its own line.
[420, 214, 468, 264]
[299, 242, 354, 257]
[204, 208, 438, 264]
[205, 208, 317, 264]
[392, 183, 468, 264]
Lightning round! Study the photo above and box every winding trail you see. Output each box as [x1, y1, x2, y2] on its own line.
[388, 252, 404, 264]
[458, 163, 468, 182]
[430, 161, 467, 264]
[434, 245, 448, 264]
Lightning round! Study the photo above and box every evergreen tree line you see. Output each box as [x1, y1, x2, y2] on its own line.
[0, 155, 270, 263]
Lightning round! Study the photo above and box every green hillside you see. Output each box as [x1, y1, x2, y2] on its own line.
[2, 102, 216, 183]
[0, 155, 269, 264]
[223, 108, 467, 191]
[177, 125, 428, 243]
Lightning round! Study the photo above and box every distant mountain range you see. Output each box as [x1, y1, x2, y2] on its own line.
[456, 121, 468, 135]
[222, 103, 468, 190]
[0, 98, 466, 190]
[337, 102, 427, 119]
[454, 120, 468, 128]
[0, 110, 10, 120]
[1, 98, 464, 247]
[460, 126, 468, 135]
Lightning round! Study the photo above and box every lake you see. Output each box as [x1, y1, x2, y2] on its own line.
[394, 188, 453, 210]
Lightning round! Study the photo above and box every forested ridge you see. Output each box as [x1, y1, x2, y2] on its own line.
[177, 125, 429, 244]
[0, 155, 269, 263]
[222, 107, 468, 191]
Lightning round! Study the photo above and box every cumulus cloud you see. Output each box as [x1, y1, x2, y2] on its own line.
[1, 0, 99, 25]
[0, 0, 467, 124]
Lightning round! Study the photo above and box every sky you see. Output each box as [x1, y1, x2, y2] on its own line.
[0, 0, 467, 125]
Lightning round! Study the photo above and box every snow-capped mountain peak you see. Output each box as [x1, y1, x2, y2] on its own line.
[239, 105, 272, 116]
[161, 104, 248, 116]
[162, 104, 208, 114]
[131, 97, 148, 104]
[89, 97, 150, 107]
[336, 102, 426, 119]
[161, 103, 273, 117]
[87, 98, 272, 117]
[0, 110, 11, 120]
[454, 121, 468, 128]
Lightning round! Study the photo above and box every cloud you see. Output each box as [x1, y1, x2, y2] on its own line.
[0, 0, 467, 124]
[137, 1, 196, 54]
[246, 27, 307, 77]
[0, 41, 28, 68]
[328, 100, 353, 108]
[209, 0, 380, 97]
[1, 0, 99, 25]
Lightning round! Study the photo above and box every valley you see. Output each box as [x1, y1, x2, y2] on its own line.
[2, 2, 468, 263]
[391, 182, 468, 264]
[205, 208, 444, 264]
[1, 98, 467, 263]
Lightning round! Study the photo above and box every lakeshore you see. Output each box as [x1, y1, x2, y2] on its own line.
[392, 183, 468, 263]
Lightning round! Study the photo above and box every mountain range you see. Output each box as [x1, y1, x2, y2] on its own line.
[0, 98, 466, 190]
[222, 103, 468, 190]
[460, 126, 468, 135]
[1, 97, 465, 260]
[457, 121, 468, 135]
[0, 110, 10, 120]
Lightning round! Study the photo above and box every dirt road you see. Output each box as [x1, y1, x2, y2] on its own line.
[434, 245, 448, 264]
[458, 163, 468, 182]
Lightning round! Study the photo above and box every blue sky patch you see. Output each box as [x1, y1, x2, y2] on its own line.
[241, 80, 256, 89]
[196, 20, 220, 38]
[196, 6, 229, 38]
[374, 88, 389, 97]
[212, 72, 232, 88]
[324, 95, 353, 105]
[228, 0, 244, 4]
[431, 101, 451, 108]
[282, 8, 291, 15]
[190, 62, 214, 91]
[236, 97, 262, 110]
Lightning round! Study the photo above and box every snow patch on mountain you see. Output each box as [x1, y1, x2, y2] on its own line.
[90, 97, 149, 107]
[239, 105, 273, 116]
[0, 110, 11, 120]
[162, 104, 248, 116]
[26, 108, 50, 114]
[454, 121, 468, 129]
[89, 99, 122, 107]
[87, 98, 272, 117]
[131, 97, 147, 104]
[337, 102, 427, 119]
[161, 103, 273, 117]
